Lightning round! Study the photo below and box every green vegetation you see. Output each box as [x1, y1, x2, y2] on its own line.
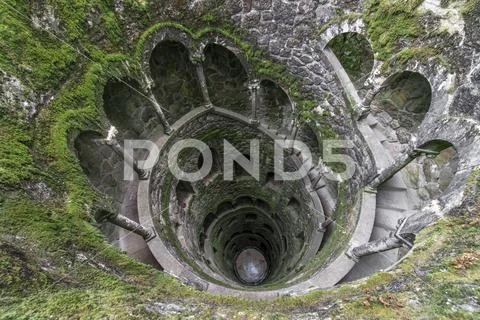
[381, 47, 447, 72]
[0, 114, 35, 187]
[50, 0, 125, 46]
[0, 2, 77, 91]
[2, 193, 479, 318]
[462, 0, 480, 16]
[328, 32, 374, 84]
[363, 0, 425, 60]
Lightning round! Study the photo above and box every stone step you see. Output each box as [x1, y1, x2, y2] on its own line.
[358, 123, 393, 170]
[377, 185, 408, 192]
[373, 128, 388, 143]
[379, 172, 409, 190]
[366, 114, 379, 127]
[376, 189, 408, 211]
[369, 225, 394, 241]
[374, 206, 406, 231]
[376, 201, 408, 212]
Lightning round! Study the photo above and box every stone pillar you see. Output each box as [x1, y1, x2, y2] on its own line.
[362, 84, 387, 107]
[348, 236, 403, 261]
[139, 72, 173, 134]
[369, 147, 439, 188]
[95, 210, 156, 241]
[105, 138, 149, 180]
[356, 84, 389, 120]
[248, 79, 260, 124]
[290, 121, 299, 141]
[145, 87, 173, 134]
[355, 103, 371, 120]
[190, 52, 213, 108]
[319, 218, 334, 232]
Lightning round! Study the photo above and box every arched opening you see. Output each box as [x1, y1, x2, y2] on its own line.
[149, 40, 203, 123]
[74, 131, 125, 243]
[103, 79, 160, 139]
[203, 43, 250, 116]
[257, 79, 294, 134]
[409, 140, 459, 199]
[327, 32, 374, 88]
[373, 71, 432, 133]
[176, 180, 195, 203]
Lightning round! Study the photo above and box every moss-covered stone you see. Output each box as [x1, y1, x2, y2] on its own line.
[364, 0, 426, 61]
[381, 47, 446, 72]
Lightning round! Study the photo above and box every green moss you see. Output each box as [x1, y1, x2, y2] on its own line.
[102, 11, 123, 47]
[328, 32, 374, 83]
[2, 7, 479, 317]
[364, 0, 425, 61]
[0, 114, 35, 187]
[0, 241, 52, 296]
[0, 194, 200, 300]
[381, 47, 448, 72]
[52, 0, 125, 46]
[201, 11, 218, 25]
[461, 0, 480, 16]
[42, 54, 135, 217]
[0, 2, 78, 91]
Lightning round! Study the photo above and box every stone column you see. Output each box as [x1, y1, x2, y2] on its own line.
[190, 52, 213, 108]
[290, 121, 299, 140]
[369, 147, 439, 188]
[96, 210, 156, 241]
[139, 72, 173, 134]
[348, 236, 403, 261]
[319, 218, 334, 232]
[105, 138, 149, 180]
[356, 84, 389, 120]
[248, 79, 260, 125]
[145, 87, 173, 134]
[362, 84, 388, 107]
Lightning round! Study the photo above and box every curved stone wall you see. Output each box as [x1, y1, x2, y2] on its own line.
[70, 22, 477, 299]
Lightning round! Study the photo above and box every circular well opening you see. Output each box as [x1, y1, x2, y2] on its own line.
[234, 247, 269, 285]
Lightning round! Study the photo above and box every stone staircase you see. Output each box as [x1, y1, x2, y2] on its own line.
[321, 45, 423, 280]
[343, 114, 420, 281]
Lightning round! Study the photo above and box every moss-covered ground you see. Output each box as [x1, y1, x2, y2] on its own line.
[1, 193, 479, 319]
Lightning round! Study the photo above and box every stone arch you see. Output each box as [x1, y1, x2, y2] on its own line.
[257, 79, 295, 134]
[149, 40, 204, 124]
[417, 139, 456, 153]
[203, 43, 251, 116]
[139, 27, 195, 77]
[199, 33, 254, 78]
[416, 140, 459, 196]
[103, 78, 161, 139]
[382, 59, 453, 119]
[326, 32, 374, 88]
[318, 19, 366, 49]
[373, 71, 432, 133]
[398, 139, 459, 205]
